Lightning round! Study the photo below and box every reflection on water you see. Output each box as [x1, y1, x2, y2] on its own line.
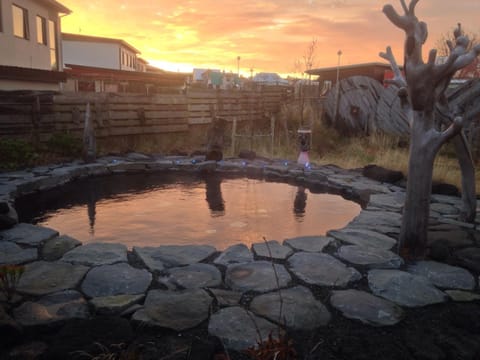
[16, 173, 361, 250]
[205, 175, 225, 216]
[293, 186, 308, 218]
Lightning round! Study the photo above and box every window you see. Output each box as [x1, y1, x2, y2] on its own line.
[12, 4, 29, 39]
[48, 20, 57, 69]
[36, 16, 46, 44]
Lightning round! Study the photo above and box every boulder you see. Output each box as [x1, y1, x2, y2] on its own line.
[13, 290, 89, 326]
[81, 262, 152, 298]
[330, 289, 404, 326]
[142, 289, 212, 331]
[225, 261, 291, 292]
[17, 261, 89, 296]
[208, 307, 280, 351]
[368, 269, 448, 307]
[250, 286, 331, 329]
[287, 252, 361, 287]
[61, 243, 128, 266]
[362, 165, 404, 184]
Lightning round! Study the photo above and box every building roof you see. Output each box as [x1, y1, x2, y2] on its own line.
[37, 0, 71, 14]
[64, 64, 187, 86]
[62, 33, 141, 54]
[306, 62, 395, 84]
[0, 65, 67, 83]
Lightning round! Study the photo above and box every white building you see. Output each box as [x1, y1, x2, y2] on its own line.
[0, 0, 71, 90]
[253, 72, 289, 86]
[62, 33, 140, 72]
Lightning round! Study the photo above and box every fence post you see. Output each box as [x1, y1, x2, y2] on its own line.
[31, 96, 41, 146]
[83, 102, 96, 163]
[231, 117, 237, 156]
[270, 114, 275, 158]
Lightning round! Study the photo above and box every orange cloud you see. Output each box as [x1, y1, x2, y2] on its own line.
[60, 0, 480, 76]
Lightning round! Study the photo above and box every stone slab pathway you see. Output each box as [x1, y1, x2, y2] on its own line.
[0, 155, 479, 353]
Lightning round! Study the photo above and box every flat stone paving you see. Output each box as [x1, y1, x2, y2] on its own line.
[1, 154, 479, 353]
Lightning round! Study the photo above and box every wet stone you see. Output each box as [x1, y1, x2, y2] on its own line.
[330, 289, 404, 326]
[0, 223, 58, 246]
[133, 245, 216, 271]
[90, 294, 145, 315]
[142, 289, 212, 331]
[225, 261, 291, 292]
[81, 262, 152, 298]
[283, 235, 333, 252]
[407, 261, 475, 290]
[336, 245, 403, 269]
[252, 240, 294, 260]
[250, 286, 331, 330]
[209, 289, 242, 307]
[288, 252, 361, 287]
[17, 261, 89, 296]
[213, 244, 254, 266]
[368, 269, 448, 307]
[208, 306, 280, 351]
[0, 202, 18, 230]
[8, 341, 48, 360]
[350, 210, 402, 228]
[427, 230, 473, 248]
[13, 290, 89, 326]
[61, 242, 128, 266]
[445, 290, 480, 302]
[328, 228, 397, 250]
[454, 247, 480, 273]
[0, 241, 37, 265]
[368, 193, 404, 212]
[166, 263, 222, 289]
[41, 235, 82, 261]
[430, 202, 460, 215]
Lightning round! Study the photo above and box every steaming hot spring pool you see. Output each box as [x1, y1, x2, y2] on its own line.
[16, 173, 361, 250]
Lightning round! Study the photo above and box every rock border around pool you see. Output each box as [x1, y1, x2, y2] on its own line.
[1, 154, 479, 353]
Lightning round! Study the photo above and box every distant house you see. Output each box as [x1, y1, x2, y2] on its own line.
[136, 58, 148, 73]
[0, 0, 71, 91]
[253, 72, 288, 86]
[62, 33, 140, 72]
[63, 63, 188, 94]
[192, 68, 239, 89]
[306, 62, 396, 86]
[62, 33, 187, 93]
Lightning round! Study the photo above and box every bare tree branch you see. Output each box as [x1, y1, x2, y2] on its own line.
[379, 46, 407, 88]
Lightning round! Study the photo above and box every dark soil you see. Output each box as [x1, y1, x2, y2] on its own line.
[2, 300, 480, 360]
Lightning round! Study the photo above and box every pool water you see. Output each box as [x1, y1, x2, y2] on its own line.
[16, 173, 361, 250]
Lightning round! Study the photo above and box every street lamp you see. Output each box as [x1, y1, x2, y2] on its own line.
[334, 50, 342, 125]
[237, 56, 241, 77]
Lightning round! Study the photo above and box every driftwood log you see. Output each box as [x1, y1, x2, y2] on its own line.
[324, 76, 480, 140]
[324, 76, 385, 135]
[382, 0, 480, 258]
[82, 102, 96, 163]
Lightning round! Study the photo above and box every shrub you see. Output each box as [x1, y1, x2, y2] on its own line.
[0, 264, 25, 302]
[45, 132, 82, 157]
[0, 138, 36, 170]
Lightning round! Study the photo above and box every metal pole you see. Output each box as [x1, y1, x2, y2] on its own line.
[333, 50, 342, 126]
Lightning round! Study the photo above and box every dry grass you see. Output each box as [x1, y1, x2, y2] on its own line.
[248, 118, 479, 191]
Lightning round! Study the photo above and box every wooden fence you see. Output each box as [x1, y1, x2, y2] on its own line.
[0, 86, 292, 143]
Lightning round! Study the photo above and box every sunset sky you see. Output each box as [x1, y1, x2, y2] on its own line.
[60, 0, 480, 77]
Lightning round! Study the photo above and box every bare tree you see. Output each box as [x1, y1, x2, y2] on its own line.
[381, 0, 480, 259]
[303, 38, 318, 80]
[435, 24, 479, 57]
